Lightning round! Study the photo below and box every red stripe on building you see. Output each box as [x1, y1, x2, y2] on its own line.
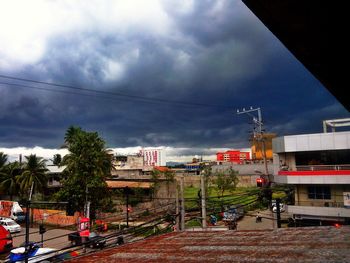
[278, 170, 350, 176]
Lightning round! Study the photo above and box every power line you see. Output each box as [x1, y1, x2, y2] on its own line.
[0, 74, 232, 109]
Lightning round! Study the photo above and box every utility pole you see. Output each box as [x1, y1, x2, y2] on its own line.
[276, 198, 281, 228]
[25, 182, 34, 263]
[180, 176, 185, 231]
[125, 187, 130, 228]
[200, 173, 207, 229]
[237, 107, 269, 179]
[175, 186, 180, 231]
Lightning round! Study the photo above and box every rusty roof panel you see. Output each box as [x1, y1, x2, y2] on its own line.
[66, 227, 350, 263]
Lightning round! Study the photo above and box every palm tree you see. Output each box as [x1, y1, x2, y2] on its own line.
[0, 161, 21, 200]
[52, 154, 62, 166]
[0, 152, 9, 185]
[64, 126, 82, 145]
[17, 154, 48, 196]
[56, 127, 114, 214]
[0, 152, 8, 169]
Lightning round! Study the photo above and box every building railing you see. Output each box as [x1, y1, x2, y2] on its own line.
[296, 165, 350, 171]
[293, 200, 346, 208]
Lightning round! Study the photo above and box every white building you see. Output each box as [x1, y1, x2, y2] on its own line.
[273, 130, 350, 224]
[141, 148, 166, 167]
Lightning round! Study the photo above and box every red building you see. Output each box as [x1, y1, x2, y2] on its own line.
[216, 150, 251, 164]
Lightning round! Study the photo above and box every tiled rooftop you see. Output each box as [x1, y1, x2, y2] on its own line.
[67, 226, 350, 263]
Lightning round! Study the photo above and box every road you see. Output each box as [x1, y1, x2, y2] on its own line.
[0, 227, 74, 262]
[205, 209, 289, 231]
[11, 227, 75, 249]
[237, 209, 274, 230]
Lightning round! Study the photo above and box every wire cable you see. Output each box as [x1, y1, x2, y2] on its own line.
[0, 74, 232, 109]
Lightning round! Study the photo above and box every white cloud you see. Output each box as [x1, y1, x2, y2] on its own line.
[0, 146, 230, 163]
[103, 59, 125, 81]
[0, 147, 69, 163]
[0, 0, 171, 70]
[164, 0, 195, 15]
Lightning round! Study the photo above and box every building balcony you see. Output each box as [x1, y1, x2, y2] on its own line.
[274, 165, 350, 184]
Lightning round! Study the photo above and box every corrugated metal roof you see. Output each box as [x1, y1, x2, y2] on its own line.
[46, 165, 66, 173]
[66, 226, 350, 263]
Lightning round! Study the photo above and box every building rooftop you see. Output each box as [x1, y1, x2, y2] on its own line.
[67, 226, 350, 263]
[46, 165, 66, 173]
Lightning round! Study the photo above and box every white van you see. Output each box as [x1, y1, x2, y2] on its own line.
[0, 218, 21, 233]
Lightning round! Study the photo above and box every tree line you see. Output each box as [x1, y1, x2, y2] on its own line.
[0, 152, 47, 200]
[0, 126, 114, 216]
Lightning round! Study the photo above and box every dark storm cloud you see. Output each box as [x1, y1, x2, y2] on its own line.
[163, 0, 269, 47]
[0, 0, 348, 153]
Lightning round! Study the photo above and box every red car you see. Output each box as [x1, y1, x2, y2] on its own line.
[0, 224, 12, 253]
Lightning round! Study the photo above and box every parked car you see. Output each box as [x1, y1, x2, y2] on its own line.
[88, 232, 107, 249]
[68, 231, 106, 248]
[0, 201, 25, 223]
[272, 203, 285, 213]
[0, 225, 13, 253]
[0, 218, 21, 233]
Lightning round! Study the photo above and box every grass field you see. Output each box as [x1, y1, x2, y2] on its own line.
[183, 185, 289, 227]
[184, 186, 260, 213]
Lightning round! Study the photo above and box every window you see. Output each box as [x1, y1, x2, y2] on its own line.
[307, 186, 331, 199]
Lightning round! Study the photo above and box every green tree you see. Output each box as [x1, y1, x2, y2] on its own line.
[150, 169, 161, 197]
[0, 152, 8, 180]
[55, 126, 114, 216]
[0, 161, 22, 200]
[214, 168, 239, 198]
[0, 152, 8, 169]
[164, 170, 175, 197]
[52, 154, 62, 166]
[16, 154, 48, 197]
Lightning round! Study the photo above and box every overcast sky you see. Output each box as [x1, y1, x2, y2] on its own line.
[0, 0, 348, 162]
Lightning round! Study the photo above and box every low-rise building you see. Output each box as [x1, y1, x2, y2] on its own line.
[273, 129, 350, 224]
[216, 149, 251, 164]
[112, 155, 153, 179]
[251, 133, 276, 161]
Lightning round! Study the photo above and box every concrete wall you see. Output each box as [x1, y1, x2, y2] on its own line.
[175, 163, 272, 188]
[112, 169, 143, 179]
[29, 208, 80, 226]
